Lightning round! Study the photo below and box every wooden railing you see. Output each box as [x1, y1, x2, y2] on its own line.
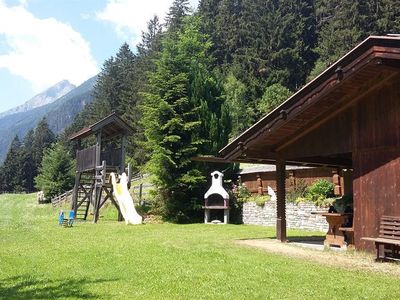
[76, 145, 97, 172]
[101, 148, 122, 167]
[51, 189, 73, 207]
[76, 146, 122, 172]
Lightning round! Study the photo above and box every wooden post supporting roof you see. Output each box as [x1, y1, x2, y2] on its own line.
[276, 159, 286, 242]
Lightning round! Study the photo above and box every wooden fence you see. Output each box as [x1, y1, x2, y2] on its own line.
[51, 189, 74, 207]
[130, 173, 152, 203]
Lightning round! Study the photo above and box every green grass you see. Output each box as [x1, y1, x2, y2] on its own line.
[1, 194, 400, 299]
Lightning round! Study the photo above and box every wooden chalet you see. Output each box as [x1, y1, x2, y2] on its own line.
[69, 113, 133, 223]
[201, 36, 400, 251]
[237, 164, 351, 197]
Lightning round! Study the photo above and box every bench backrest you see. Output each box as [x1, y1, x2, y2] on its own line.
[379, 216, 400, 240]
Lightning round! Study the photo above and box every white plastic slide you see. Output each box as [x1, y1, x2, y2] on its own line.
[110, 172, 142, 225]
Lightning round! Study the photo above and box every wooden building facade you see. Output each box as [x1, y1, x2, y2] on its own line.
[238, 165, 351, 196]
[206, 36, 400, 251]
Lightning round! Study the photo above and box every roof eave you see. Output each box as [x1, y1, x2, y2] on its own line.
[218, 35, 400, 159]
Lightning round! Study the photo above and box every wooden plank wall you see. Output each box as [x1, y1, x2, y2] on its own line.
[239, 168, 334, 194]
[281, 111, 352, 159]
[353, 74, 400, 250]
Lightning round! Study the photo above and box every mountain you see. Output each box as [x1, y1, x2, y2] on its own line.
[0, 76, 97, 163]
[0, 80, 76, 118]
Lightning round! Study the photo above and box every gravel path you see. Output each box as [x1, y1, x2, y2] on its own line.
[236, 239, 400, 276]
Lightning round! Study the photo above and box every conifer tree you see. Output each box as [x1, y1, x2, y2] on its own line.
[309, 0, 400, 79]
[20, 129, 36, 192]
[142, 15, 229, 222]
[165, 0, 191, 32]
[35, 143, 75, 199]
[90, 43, 136, 120]
[0, 136, 23, 192]
[32, 118, 55, 168]
[137, 15, 163, 57]
[126, 16, 164, 170]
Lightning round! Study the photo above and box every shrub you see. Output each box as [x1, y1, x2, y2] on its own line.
[286, 179, 308, 203]
[233, 184, 270, 207]
[251, 195, 271, 207]
[234, 184, 252, 203]
[305, 179, 335, 206]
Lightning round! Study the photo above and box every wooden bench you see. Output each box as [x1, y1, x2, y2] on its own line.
[362, 216, 400, 261]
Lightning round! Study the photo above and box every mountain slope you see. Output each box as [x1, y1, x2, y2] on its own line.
[0, 80, 76, 118]
[0, 76, 96, 163]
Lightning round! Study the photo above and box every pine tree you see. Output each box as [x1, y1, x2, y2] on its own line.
[32, 118, 55, 168]
[137, 15, 163, 57]
[126, 16, 164, 170]
[0, 136, 23, 192]
[309, 0, 400, 80]
[35, 143, 75, 199]
[20, 129, 36, 192]
[200, 0, 317, 124]
[165, 0, 191, 32]
[142, 15, 229, 222]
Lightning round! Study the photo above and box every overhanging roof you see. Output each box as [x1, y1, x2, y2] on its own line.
[69, 113, 133, 141]
[216, 35, 400, 166]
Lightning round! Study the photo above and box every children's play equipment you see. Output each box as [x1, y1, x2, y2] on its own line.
[69, 113, 139, 223]
[204, 171, 230, 224]
[110, 173, 142, 224]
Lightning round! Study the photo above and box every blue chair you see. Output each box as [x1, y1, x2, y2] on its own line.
[67, 210, 75, 227]
[58, 211, 64, 225]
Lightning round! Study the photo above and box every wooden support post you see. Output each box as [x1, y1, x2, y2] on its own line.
[127, 163, 131, 189]
[139, 183, 143, 202]
[71, 171, 81, 215]
[276, 159, 287, 242]
[95, 132, 102, 167]
[120, 135, 126, 175]
[257, 174, 263, 195]
[93, 186, 102, 223]
[93, 160, 105, 224]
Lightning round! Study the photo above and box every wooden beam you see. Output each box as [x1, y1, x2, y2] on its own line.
[276, 159, 287, 242]
[95, 131, 102, 167]
[287, 156, 352, 168]
[71, 172, 81, 215]
[120, 135, 126, 175]
[93, 186, 102, 223]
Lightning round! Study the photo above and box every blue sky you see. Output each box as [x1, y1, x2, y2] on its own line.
[0, 0, 199, 113]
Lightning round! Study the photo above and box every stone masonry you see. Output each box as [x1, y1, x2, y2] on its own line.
[242, 200, 328, 232]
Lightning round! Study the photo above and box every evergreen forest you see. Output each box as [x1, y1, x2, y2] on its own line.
[2, 0, 399, 222]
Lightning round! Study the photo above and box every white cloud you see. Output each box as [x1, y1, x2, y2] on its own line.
[97, 0, 200, 46]
[0, 1, 98, 92]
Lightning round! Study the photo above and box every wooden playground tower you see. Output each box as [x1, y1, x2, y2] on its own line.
[69, 113, 133, 223]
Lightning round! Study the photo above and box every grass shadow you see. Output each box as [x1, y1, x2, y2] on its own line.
[286, 235, 325, 244]
[236, 235, 325, 244]
[0, 275, 115, 299]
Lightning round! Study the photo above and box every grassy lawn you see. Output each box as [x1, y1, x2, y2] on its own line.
[1, 194, 400, 299]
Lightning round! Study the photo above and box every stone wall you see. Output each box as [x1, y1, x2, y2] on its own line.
[242, 200, 328, 232]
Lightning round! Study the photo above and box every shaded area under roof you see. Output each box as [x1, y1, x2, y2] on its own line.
[69, 113, 133, 141]
[238, 164, 314, 175]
